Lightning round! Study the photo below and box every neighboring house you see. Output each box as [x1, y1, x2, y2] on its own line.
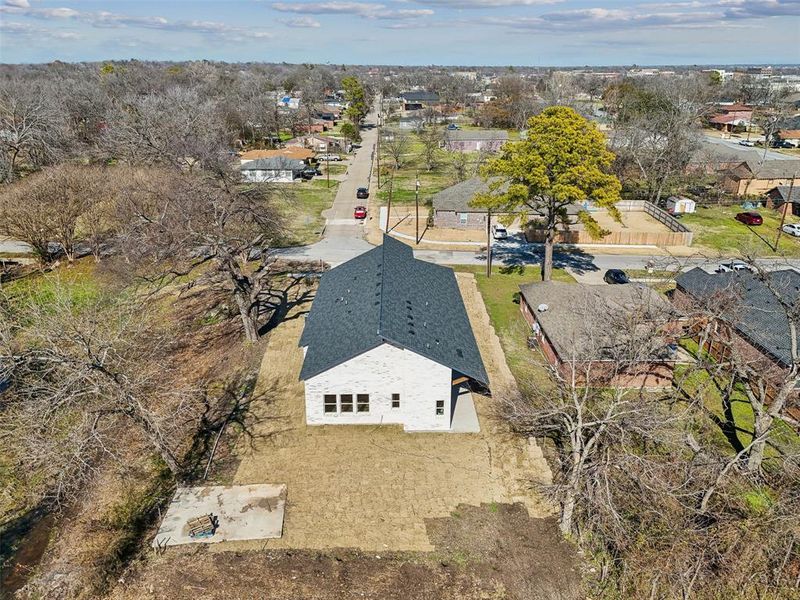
[443, 129, 508, 153]
[299, 235, 488, 432]
[720, 159, 800, 197]
[674, 268, 800, 410]
[686, 140, 761, 174]
[765, 185, 800, 216]
[278, 96, 300, 110]
[399, 90, 440, 111]
[708, 103, 753, 132]
[518, 282, 680, 389]
[240, 157, 305, 183]
[285, 134, 347, 153]
[431, 178, 503, 229]
[396, 116, 424, 131]
[776, 130, 800, 147]
[239, 147, 316, 164]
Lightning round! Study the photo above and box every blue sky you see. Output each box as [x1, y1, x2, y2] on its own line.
[1, 0, 798, 65]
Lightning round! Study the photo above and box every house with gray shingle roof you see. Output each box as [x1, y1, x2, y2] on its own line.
[675, 268, 800, 370]
[444, 129, 508, 153]
[240, 156, 305, 183]
[299, 235, 488, 431]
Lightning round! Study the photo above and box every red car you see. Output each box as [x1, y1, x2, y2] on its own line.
[354, 206, 367, 220]
[735, 211, 763, 226]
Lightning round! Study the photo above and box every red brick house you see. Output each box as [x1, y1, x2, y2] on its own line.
[708, 103, 753, 132]
[518, 282, 681, 389]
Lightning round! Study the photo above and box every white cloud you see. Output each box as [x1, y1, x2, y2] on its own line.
[279, 16, 322, 27]
[0, 3, 274, 40]
[3, 0, 30, 8]
[271, 2, 434, 19]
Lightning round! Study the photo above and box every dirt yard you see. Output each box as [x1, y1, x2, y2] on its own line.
[225, 273, 552, 553]
[592, 209, 671, 233]
[110, 505, 580, 600]
[107, 274, 580, 599]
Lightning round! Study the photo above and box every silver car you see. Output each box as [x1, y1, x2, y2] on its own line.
[782, 223, 800, 237]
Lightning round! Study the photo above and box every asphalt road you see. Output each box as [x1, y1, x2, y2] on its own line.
[702, 133, 794, 161]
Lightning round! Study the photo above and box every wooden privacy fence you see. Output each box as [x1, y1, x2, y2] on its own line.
[525, 201, 694, 247]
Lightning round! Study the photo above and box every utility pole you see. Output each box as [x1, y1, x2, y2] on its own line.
[486, 209, 492, 278]
[774, 173, 797, 250]
[415, 171, 420, 244]
[385, 173, 393, 234]
[326, 140, 330, 189]
[376, 118, 381, 190]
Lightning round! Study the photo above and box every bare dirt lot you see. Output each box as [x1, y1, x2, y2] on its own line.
[111, 505, 580, 600]
[108, 275, 580, 600]
[592, 209, 671, 233]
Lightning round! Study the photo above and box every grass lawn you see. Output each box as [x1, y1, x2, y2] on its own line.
[321, 162, 347, 177]
[278, 179, 339, 246]
[675, 364, 800, 461]
[454, 264, 574, 387]
[681, 205, 800, 257]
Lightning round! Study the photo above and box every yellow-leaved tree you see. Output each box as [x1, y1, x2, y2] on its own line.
[473, 106, 621, 281]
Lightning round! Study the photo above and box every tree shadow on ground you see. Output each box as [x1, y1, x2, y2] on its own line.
[258, 276, 315, 337]
[182, 374, 293, 483]
[488, 237, 598, 275]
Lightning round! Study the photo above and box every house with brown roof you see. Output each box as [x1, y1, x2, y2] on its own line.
[776, 130, 800, 147]
[720, 159, 800, 197]
[518, 282, 681, 389]
[708, 103, 753, 132]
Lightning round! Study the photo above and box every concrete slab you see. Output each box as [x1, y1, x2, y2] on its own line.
[450, 387, 480, 433]
[152, 484, 286, 548]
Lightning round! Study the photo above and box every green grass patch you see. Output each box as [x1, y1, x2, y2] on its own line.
[278, 179, 339, 246]
[680, 205, 800, 257]
[674, 364, 800, 459]
[454, 264, 574, 386]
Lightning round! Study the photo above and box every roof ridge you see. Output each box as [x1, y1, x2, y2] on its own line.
[376, 238, 387, 338]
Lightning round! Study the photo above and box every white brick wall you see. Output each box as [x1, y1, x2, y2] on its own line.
[303, 342, 453, 431]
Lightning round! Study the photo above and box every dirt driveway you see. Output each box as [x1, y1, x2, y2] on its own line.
[227, 274, 553, 553]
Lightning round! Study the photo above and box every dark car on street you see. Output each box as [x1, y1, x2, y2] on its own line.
[603, 269, 630, 284]
[735, 211, 763, 226]
[356, 187, 369, 199]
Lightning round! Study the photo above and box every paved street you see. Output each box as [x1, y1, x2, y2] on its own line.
[702, 133, 794, 161]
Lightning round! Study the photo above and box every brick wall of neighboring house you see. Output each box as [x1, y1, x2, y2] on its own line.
[434, 210, 488, 230]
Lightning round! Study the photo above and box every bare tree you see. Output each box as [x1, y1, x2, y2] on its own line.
[381, 130, 411, 170]
[0, 82, 69, 182]
[417, 125, 443, 171]
[100, 87, 231, 173]
[0, 287, 202, 503]
[0, 164, 105, 263]
[113, 169, 285, 341]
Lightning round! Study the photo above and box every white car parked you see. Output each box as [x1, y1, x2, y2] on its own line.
[491, 225, 508, 240]
[316, 153, 342, 161]
[715, 261, 753, 273]
[738, 139, 755, 147]
[782, 223, 800, 237]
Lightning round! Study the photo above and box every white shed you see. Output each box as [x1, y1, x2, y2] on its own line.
[666, 196, 696, 214]
[298, 236, 488, 432]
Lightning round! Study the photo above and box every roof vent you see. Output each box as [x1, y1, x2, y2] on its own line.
[456, 349, 463, 358]
[537, 303, 549, 313]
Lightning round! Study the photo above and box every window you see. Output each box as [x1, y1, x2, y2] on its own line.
[435, 399, 445, 416]
[340, 394, 353, 413]
[324, 395, 337, 413]
[459, 212, 468, 225]
[391, 393, 400, 409]
[357, 394, 370, 413]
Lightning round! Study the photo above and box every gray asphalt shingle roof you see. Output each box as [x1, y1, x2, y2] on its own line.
[446, 129, 509, 142]
[676, 268, 800, 368]
[431, 178, 496, 213]
[400, 91, 440, 103]
[518, 282, 677, 361]
[299, 235, 488, 385]
[240, 157, 305, 171]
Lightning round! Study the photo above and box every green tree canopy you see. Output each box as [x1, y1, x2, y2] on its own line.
[341, 76, 368, 124]
[473, 106, 621, 281]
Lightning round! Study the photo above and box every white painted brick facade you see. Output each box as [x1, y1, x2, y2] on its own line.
[303, 342, 454, 431]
